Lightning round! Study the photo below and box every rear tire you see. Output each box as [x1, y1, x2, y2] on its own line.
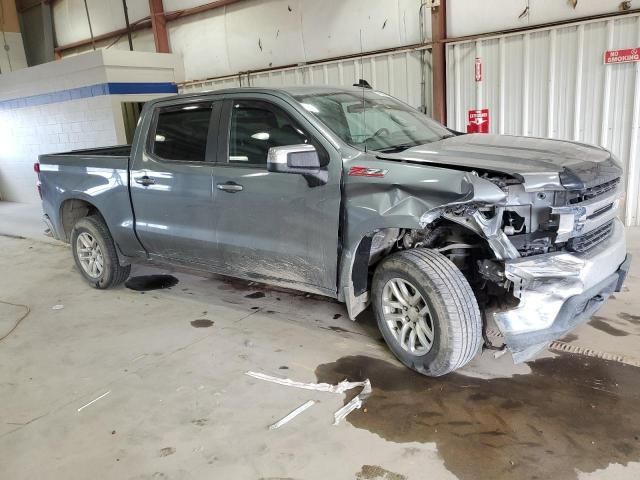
[71, 215, 131, 289]
[371, 248, 482, 377]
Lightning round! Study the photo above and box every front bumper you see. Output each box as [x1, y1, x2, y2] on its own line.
[494, 218, 630, 362]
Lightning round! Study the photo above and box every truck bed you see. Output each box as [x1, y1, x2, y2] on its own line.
[38, 146, 138, 254]
[44, 145, 132, 157]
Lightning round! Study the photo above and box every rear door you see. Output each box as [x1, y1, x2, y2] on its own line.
[211, 95, 342, 295]
[130, 99, 222, 264]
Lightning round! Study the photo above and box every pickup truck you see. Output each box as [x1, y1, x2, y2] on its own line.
[36, 86, 631, 376]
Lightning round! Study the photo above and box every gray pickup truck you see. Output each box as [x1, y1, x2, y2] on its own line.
[37, 86, 630, 376]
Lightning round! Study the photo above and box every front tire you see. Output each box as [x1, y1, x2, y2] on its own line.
[71, 215, 131, 289]
[371, 249, 482, 377]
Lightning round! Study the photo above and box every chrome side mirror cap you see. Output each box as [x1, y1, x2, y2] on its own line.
[267, 144, 320, 174]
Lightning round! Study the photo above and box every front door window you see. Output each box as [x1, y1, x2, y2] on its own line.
[228, 100, 311, 166]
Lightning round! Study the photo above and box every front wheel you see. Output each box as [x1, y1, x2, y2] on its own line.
[71, 215, 131, 289]
[371, 249, 482, 377]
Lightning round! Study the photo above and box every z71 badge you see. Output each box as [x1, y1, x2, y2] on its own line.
[348, 166, 388, 177]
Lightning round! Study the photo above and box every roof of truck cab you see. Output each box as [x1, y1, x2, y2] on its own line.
[147, 85, 368, 105]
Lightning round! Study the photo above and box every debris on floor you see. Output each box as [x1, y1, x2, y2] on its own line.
[356, 465, 406, 480]
[52, 304, 64, 310]
[77, 390, 111, 412]
[159, 446, 176, 457]
[269, 400, 316, 430]
[246, 371, 368, 394]
[246, 371, 371, 426]
[333, 379, 371, 425]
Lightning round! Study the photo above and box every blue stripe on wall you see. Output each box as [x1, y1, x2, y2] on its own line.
[106, 82, 178, 95]
[0, 82, 178, 111]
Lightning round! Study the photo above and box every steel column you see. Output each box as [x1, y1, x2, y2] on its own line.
[431, 1, 447, 124]
[149, 0, 170, 53]
[122, 0, 134, 51]
[625, 15, 640, 225]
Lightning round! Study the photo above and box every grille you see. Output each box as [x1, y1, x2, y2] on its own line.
[566, 220, 614, 253]
[568, 177, 620, 204]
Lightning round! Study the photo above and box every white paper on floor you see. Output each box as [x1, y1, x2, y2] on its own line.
[269, 400, 316, 430]
[246, 371, 372, 426]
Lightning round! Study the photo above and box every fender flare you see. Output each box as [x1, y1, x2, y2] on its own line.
[58, 195, 131, 266]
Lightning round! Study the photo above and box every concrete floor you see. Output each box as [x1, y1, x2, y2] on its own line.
[1, 200, 640, 480]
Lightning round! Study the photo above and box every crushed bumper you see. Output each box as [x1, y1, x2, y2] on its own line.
[494, 218, 630, 363]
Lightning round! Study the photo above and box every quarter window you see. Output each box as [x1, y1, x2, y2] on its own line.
[228, 100, 310, 166]
[151, 103, 212, 162]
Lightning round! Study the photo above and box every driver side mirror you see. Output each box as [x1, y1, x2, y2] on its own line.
[267, 144, 320, 174]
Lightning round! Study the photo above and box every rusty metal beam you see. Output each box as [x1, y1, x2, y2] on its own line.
[164, 0, 246, 21]
[54, 19, 151, 53]
[149, 0, 170, 53]
[55, 0, 245, 54]
[430, 1, 447, 124]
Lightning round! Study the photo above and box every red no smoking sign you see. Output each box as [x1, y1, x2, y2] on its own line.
[604, 48, 640, 64]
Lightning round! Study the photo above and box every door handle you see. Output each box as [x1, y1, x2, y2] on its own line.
[217, 182, 243, 193]
[135, 175, 156, 187]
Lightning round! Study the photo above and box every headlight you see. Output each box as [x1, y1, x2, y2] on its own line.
[610, 153, 623, 169]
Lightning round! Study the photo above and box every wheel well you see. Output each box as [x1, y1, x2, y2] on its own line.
[59, 199, 104, 242]
[350, 228, 400, 296]
[350, 221, 492, 297]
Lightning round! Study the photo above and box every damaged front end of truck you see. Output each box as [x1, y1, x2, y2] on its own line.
[341, 153, 631, 364]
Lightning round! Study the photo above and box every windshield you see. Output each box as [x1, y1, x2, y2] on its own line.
[292, 89, 452, 152]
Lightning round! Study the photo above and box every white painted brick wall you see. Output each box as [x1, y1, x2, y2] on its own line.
[0, 96, 119, 203]
[0, 50, 183, 204]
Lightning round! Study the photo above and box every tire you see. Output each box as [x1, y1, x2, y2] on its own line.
[70, 215, 131, 289]
[371, 248, 482, 377]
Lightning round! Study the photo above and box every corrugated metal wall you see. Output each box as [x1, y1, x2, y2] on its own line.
[179, 46, 433, 113]
[446, 13, 640, 226]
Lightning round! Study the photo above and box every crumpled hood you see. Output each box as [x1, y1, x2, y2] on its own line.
[377, 134, 621, 188]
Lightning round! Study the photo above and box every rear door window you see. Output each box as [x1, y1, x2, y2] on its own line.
[150, 103, 213, 162]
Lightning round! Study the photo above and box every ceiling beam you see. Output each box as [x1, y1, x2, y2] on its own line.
[54, 18, 152, 53]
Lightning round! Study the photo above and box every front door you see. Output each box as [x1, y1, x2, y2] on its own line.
[130, 100, 221, 264]
[211, 96, 342, 295]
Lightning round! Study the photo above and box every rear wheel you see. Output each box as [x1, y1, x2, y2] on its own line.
[71, 216, 130, 289]
[371, 248, 482, 377]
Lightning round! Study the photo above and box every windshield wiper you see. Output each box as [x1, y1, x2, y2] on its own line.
[375, 143, 418, 153]
[376, 134, 456, 153]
